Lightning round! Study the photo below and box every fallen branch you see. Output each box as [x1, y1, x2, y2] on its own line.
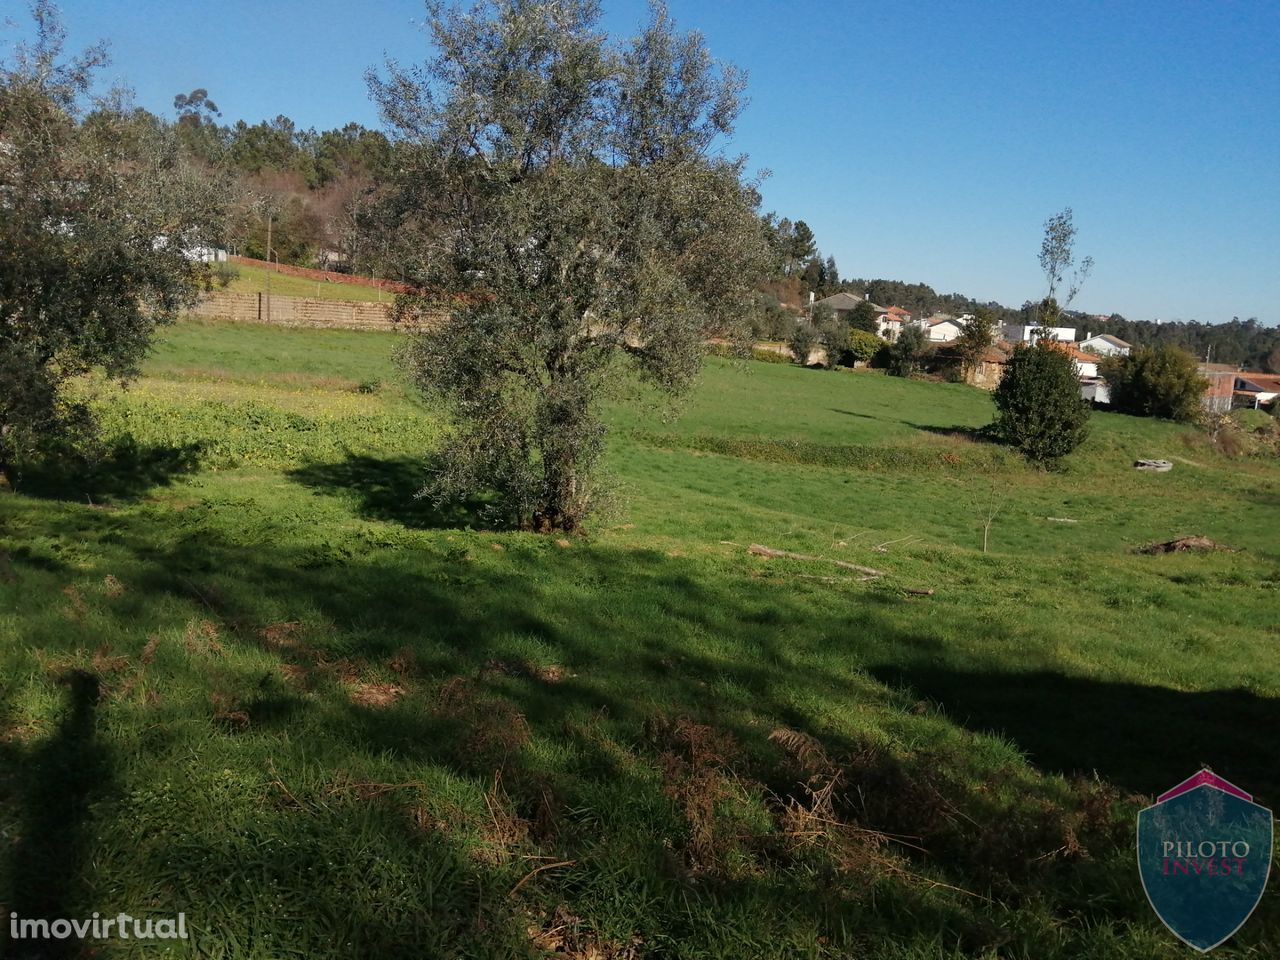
[872, 536, 920, 553]
[1138, 536, 1237, 555]
[903, 588, 934, 596]
[508, 859, 576, 897]
[1045, 517, 1078, 524]
[748, 544, 885, 578]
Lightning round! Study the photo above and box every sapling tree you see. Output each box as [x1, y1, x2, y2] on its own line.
[0, 2, 224, 486]
[1035, 207, 1092, 333]
[369, 0, 771, 531]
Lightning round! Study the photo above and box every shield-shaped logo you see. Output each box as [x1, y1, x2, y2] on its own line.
[1137, 770, 1272, 952]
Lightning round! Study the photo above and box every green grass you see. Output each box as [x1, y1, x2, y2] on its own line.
[2, 320, 1278, 958]
[223, 261, 395, 303]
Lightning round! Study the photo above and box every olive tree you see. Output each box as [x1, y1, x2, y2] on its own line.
[369, 0, 771, 531]
[0, 2, 224, 486]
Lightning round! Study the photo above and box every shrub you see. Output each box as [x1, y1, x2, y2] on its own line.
[884, 325, 929, 377]
[212, 262, 240, 289]
[991, 342, 1090, 464]
[1102, 346, 1208, 422]
[845, 330, 881, 366]
[748, 292, 795, 340]
[788, 323, 819, 365]
[751, 347, 791, 364]
[817, 320, 848, 369]
[848, 300, 880, 333]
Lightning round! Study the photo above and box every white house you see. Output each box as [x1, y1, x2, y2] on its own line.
[876, 316, 903, 341]
[1002, 324, 1077, 344]
[1078, 333, 1131, 357]
[924, 317, 965, 342]
[1080, 379, 1111, 404]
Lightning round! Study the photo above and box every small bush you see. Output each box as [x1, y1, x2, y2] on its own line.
[846, 330, 882, 366]
[787, 323, 819, 365]
[885, 325, 930, 377]
[751, 347, 791, 364]
[212, 262, 240, 289]
[1102, 346, 1208, 422]
[991, 342, 1090, 464]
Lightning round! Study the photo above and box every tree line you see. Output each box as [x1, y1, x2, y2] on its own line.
[158, 86, 1279, 374]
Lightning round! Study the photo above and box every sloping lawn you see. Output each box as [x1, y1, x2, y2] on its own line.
[2, 321, 1277, 958]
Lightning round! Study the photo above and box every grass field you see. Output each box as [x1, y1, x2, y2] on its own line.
[2, 319, 1278, 958]
[222, 261, 395, 303]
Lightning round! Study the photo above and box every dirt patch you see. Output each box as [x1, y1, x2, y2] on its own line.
[211, 691, 250, 731]
[481, 658, 565, 684]
[435, 676, 532, 771]
[526, 904, 641, 959]
[347, 681, 405, 708]
[184, 619, 225, 657]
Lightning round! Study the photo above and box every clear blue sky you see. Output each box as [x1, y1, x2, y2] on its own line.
[10, 0, 1279, 324]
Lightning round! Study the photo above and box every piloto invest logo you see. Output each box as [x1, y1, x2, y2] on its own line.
[1137, 770, 1273, 952]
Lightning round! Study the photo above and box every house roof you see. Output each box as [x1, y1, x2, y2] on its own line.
[1082, 334, 1131, 348]
[1044, 340, 1102, 364]
[882, 306, 911, 317]
[936, 338, 1015, 364]
[1237, 373, 1280, 392]
[927, 317, 960, 328]
[813, 292, 868, 311]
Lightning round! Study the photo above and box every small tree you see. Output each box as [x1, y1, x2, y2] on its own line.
[991, 343, 1090, 464]
[1102, 346, 1208, 422]
[1038, 207, 1093, 309]
[0, 3, 223, 486]
[954, 306, 996, 379]
[845, 329, 881, 366]
[813, 304, 845, 368]
[370, 0, 770, 531]
[885, 324, 928, 377]
[788, 323, 818, 366]
[848, 300, 880, 333]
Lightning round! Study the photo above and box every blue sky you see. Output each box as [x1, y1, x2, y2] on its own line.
[10, 0, 1279, 323]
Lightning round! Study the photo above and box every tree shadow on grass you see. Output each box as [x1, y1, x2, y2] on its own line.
[12, 498, 1278, 953]
[905, 422, 996, 444]
[11, 437, 202, 505]
[286, 453, 494, 530]
[3, 670, 107, 960]
[868, 665, 1280, 802]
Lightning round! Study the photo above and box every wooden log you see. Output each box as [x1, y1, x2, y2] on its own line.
[747, 544, 886, 578]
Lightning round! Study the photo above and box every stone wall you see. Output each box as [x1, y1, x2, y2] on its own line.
[189, 292, 397, 331]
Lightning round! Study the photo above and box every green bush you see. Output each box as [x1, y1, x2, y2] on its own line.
[885, 325, 930, 377]
[991, 342, 1090, 464]
[751, 347, 791, 364]
[787, 323, 819, 365]
[1101, 346, 1208, 422]
[846, 329, 882, 366]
